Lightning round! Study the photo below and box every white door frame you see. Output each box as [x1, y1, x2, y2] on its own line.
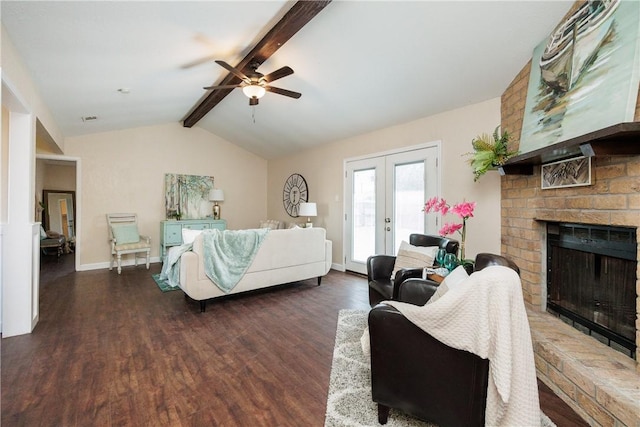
[343, 141, 441, 273]
[36, 154, 82, 272]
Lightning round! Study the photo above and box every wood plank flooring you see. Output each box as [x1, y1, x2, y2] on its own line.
[1, 254, 588, 426]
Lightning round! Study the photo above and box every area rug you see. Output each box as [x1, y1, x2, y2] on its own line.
[324, 309, 556, 427]
[151, 273, 179, 293]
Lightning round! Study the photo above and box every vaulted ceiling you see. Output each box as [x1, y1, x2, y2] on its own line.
[2, 1, 571, 159]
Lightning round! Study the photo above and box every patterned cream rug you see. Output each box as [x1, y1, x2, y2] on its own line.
[324, 309, 556, 427]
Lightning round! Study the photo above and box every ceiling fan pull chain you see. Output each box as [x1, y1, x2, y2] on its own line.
[252, 105, 256, 124]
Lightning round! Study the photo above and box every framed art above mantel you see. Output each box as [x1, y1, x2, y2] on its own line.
[518, 0, 640, 157]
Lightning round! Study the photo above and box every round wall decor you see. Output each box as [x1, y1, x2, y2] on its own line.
[283, 173, 308, 217]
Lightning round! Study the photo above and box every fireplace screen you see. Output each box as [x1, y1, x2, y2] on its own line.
[547, 223, 637, 358]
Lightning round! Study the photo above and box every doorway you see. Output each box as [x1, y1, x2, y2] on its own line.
[36, 155, 81, 272]
[344, 144, 440, 274]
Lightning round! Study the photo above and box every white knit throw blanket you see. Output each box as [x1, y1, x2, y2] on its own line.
[385, 266, 540, 427]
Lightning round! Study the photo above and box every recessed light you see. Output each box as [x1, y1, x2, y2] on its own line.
[81, 116, 97, 122]
[117, 88, 130, 94]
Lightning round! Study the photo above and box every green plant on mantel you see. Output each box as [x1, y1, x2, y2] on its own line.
[466, 126, 518, 181]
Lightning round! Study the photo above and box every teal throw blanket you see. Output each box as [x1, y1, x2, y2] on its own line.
[201, 228, 269, 293]
[159, 242, 193, 289]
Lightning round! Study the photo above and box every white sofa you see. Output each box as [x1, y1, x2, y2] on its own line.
[179, 227, 332, 311]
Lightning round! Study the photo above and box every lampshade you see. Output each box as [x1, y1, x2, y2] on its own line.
[209, 189, 224, 202]
[242, 84, 266, 99]
[298, 202, 317, 217]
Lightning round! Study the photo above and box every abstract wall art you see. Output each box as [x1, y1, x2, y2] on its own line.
[165, 173, 214, 219]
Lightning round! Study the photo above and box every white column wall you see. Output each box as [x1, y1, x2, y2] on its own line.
[2, 110, 39, 336]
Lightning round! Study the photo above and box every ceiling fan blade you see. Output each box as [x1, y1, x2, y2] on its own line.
[215, 60, 250, 83]
[266, 86, 302, 99]
[263, 66, 294, 83]
[203, 84, 242, 90]
[181, 55, 217, 70]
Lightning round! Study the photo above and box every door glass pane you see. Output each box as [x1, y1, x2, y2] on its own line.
[352, 168, 376, 262]
[394, 162, 425, 252]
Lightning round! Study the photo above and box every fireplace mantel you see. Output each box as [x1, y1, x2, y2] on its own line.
[499, 122, 640, 175]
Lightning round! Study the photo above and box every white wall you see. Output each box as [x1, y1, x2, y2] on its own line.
[1, 26, 64, 151]
[267, 98, 503, 268]
[64, 98, 502, 271]
[1, 25, 65, 336]
[64, 122, 268, 269]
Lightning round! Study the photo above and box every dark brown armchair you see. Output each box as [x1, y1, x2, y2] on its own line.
[366, 234, 458, 306]
[368, 253, 520, 426]
[397, 252, 520, 306]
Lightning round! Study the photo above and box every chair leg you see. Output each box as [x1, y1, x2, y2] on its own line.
[109, 254, 114, 271]
[146, 250, 150, 270]
[117, 254, 122, 274]
[377, 403, 390, 425]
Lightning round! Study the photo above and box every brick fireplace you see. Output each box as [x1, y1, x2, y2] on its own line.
[500, 48, 640, 427]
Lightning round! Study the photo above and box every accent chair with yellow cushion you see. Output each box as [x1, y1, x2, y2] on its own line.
[107, 213, 151, 274]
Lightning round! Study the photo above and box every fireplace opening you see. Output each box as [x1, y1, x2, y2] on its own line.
[546, 222, 637, 359]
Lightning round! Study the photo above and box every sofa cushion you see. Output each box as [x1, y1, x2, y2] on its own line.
[391, 241, 438, 278]
[259, 219, 281, 229]
[46, 230, 62, 238]
[114, 241, 150, 251]
[111, 223, 140, 244]
[247, 228, 326, 272]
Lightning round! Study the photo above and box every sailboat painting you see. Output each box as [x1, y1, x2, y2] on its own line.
[519, 0, 640, 155]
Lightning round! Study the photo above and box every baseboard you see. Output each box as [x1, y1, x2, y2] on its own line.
[79, 256, 162, 272]
[331, 263, 345, 272]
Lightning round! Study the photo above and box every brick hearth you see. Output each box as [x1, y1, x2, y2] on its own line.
[500, 46, 640, 427]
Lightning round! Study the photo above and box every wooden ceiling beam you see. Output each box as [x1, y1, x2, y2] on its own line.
[183, 0, 331, 128]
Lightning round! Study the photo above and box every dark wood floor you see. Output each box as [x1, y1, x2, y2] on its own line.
[1, 253, 588, 426]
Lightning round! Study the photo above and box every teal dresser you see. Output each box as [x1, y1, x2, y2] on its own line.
[160, 219, 226, 258]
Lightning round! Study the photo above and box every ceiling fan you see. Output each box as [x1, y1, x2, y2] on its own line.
[204, 60, 302, 106]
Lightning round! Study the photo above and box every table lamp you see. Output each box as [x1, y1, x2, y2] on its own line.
[298, 202, 317, 228]
[209, 189, 224, 220]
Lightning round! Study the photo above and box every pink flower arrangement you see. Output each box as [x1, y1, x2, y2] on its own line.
[423, 197, 476, 261]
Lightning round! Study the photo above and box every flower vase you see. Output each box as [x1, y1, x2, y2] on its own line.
[458, 240, 475, 274]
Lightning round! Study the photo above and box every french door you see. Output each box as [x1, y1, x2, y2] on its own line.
[345, 146, 439, 274]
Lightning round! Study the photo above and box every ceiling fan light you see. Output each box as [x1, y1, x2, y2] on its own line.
[242, 84, 266, 99]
